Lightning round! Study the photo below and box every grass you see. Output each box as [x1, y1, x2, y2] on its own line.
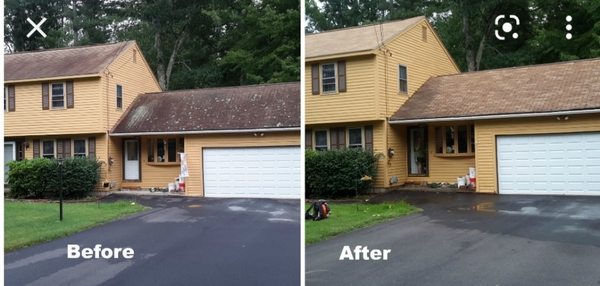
[4, 200, 146, 251]
[305, 201, 419, 244]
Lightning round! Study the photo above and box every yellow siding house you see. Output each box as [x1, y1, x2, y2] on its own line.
[5, 42, 301, 198]
[306, 16, 600, 196]
[305, 16, 461, 190]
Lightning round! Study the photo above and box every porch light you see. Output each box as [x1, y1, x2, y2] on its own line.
[388, 148, 395, 158]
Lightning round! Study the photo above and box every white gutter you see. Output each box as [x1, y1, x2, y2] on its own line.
[110, 127, 301, 137]
[389, 109, 600, 124]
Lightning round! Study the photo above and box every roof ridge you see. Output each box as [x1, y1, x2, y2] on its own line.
[306, 16, 424, 36]
[433, 57, 600, 79]
[5, 41, 134, 56]
[142, 82, 300, 96]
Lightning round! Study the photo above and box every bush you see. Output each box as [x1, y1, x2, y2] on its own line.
[305, 149, 380, 198]
[8, 157, 101, 199]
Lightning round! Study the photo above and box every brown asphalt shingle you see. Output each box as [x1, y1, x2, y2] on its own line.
[391, 58, 600, 121]
[306, 16, 424, 59]
[5, 41, 133, 81]
[112, 82, 300, 134]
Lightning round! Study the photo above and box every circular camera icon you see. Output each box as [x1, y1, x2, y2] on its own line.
[495, 15, 520, 40]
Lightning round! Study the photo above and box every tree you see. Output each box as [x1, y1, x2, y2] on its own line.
[217, 0, 300, 85]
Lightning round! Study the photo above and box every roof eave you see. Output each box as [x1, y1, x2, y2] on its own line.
[4, 73, 102, 84]
[110, 127, 301, 137]
[305, 50, 376, 62]
[389, 109, 600, 124]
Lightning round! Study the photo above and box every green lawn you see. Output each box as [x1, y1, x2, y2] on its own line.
[5, 200, 146, 251]
[305, 201, 419, 244]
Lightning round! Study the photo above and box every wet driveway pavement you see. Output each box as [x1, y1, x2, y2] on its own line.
[5, 195, 300, 286]
[306, 191, 600, 286]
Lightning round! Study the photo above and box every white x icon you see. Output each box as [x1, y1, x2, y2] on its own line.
[26, 17, 47, 38]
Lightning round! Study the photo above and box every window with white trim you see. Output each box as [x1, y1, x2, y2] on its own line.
[42, 140, 55, 158]
[73, 139, 87, 157]
[321, 63, 336, 93]
[51, 83, 65, 109]
[399, 65, 408, 93]
[315, 130, 328, 151]
[348, 128, 363, 149]
[116, 85, 123, 109]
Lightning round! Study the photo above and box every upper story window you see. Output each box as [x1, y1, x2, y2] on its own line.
[348, 128, 363, 149]
[321, 63, 337, 93]
[4, 85, 15, 112]
[314, 130, 328, 151]
[42, 140, 55, 159]
[51, 82, 65, 109]
[399, 65, 408, 93]
[116, 85, 123, 109]
[435, 124, 475, 156]
[311, 60, 347, 95]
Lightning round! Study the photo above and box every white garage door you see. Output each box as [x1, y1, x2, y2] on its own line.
[497, 132, 600, 195]
[203, 147, 300, 199]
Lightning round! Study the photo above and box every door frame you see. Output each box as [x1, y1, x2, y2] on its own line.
[122, 139, 141, 181]
[406, 125, 429, 176]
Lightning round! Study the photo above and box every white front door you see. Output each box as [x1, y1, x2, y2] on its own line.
[203, 146, 301, 199]
[4, 142, 16, 183]
[124, 140, 140, 180]
[497, 132, 600, 195]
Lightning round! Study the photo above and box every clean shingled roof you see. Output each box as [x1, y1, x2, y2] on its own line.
[305, 16, 424, 59]
[111, 82, 300, 134]
[390, 58, 600, 122]
[4, 41, 133, 81]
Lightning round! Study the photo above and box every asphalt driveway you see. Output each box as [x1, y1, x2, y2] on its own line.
[5, 195, 300, 286]
[306, 191, 600, 286]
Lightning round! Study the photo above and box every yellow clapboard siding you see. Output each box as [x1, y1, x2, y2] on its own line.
[475, 114, 600, 194]
[5, 78, 103, 136]
[101, 42, 161, 131]
[305, 55, 378, 124]
[376, 19, 460, 119]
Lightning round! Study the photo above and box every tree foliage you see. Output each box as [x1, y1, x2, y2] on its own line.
[4, 0, 300, 90]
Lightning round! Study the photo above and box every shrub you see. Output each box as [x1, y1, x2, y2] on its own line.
[305, 149, 380, 198]
[8, 157, 101, 199]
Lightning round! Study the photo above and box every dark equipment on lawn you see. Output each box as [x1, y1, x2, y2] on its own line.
[306, 200, 330, 221]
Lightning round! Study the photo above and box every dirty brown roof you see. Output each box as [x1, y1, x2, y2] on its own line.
[391, 58, 600, 122]
[5, 41, 133, 81]
[111, 82, 300, 134]
[306, 16, 424, 59]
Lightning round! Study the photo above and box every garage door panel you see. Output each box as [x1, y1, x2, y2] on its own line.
[497, 132, 600, 196]
[203, 147, 300, 199]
